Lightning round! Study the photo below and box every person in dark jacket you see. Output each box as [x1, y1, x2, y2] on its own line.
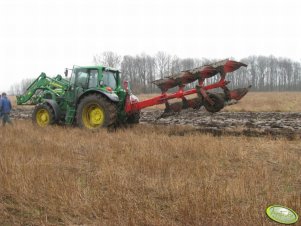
[0, 94, 2, 118]
[0, 92, 12, 126]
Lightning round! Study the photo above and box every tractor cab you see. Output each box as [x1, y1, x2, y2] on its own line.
[68, 66, 120, 91]
[64, 65, 121, 104]
[61, 65, 122, 127]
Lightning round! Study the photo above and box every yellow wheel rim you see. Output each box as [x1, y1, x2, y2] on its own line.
[36, 109, 50, 127]
[82, 104, 105, 128]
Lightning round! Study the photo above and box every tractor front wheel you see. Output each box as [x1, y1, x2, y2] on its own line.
[32, 103, 56, 127]
[76, 94, 117, 129]
[204, 93, 225, 113]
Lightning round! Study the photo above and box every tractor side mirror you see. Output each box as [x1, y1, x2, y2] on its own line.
[64, 69, 68, 77]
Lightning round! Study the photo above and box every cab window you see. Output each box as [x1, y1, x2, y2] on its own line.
[102, 71, 117, 90]
[75, 70, 89, 88]
[88, 69, 98, 88]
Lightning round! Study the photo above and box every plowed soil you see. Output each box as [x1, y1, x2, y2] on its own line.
[11, 107, 301, 139]
[140, 109, 301, 139]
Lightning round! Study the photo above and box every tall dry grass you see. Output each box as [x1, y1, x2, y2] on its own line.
[226, 92, 301, 112]
[0, 121, 300, 225]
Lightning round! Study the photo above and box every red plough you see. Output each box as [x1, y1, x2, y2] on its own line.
[125, 59, 251, 116]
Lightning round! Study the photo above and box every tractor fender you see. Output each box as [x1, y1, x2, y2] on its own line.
[79, 90, 120, 103]
[102, 91, 119, 102]
[43, 99, 60, 121]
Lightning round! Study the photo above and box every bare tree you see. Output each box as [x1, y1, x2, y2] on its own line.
[180, 58, 195, 71]
[155, 51, 171, 79]
[9, 78, 35, 95]
[257, 56, 268, 90]
[145, 55, 156, 93]
[170, 55, 181, 74]
[93, 51, 121, 68]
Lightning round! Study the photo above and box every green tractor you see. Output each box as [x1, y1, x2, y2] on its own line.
[17, 60, 250, 129]
[17, 65, 138, 129]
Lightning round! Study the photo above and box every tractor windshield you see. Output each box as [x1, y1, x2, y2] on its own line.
[70, 66, 80, 85]
[102, 71, 117, 90]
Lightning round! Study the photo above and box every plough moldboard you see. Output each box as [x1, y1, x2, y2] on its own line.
[125, 59, 251, 116]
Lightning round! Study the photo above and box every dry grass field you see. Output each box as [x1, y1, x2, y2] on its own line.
[0, 92, 300, 225]
[0, 122, 300, 225]
[226, 92, 301, 112]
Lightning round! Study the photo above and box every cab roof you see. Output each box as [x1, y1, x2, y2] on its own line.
[76, 65, 120, 72]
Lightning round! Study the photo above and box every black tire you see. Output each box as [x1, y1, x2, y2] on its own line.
[204, 93, 225, 113]
[126, 111, 140, 124]
[76, 94, 117, 129]
[32, 103, 56, 127]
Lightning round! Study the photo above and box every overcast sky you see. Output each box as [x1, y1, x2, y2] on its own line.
[0, 0, 301, 91]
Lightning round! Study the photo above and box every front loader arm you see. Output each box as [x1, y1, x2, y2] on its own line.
[16, 73, 69, 105]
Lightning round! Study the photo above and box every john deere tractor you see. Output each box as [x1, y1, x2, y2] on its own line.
[17, 65, 138, 129]
[17, 60, 250, 129]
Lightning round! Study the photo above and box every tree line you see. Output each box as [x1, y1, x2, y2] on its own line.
[94, 52, 301, 93]
[10, 52, 301, 95]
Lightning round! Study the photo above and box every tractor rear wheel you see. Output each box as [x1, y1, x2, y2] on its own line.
[204, 93, 225, 113]
[76, 94, 117, 129]
[32, 103, 56, 127]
